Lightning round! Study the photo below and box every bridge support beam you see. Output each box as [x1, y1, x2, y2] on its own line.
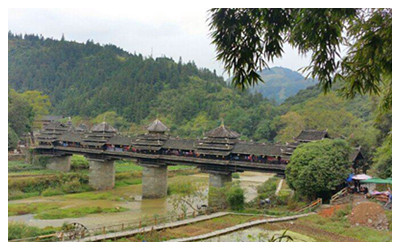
[46, 155, 71, 172]
[88, 159, 115, 190]
[142, 164, 168, 199]
[208, 171, 232, 209]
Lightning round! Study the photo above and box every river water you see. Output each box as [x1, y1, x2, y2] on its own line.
[8, 172, 272, 229]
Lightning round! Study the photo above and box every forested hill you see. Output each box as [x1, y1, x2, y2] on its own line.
[8, 32, 276, 139]
[8, 32, 227, 122]
[249, 67, 316, 104]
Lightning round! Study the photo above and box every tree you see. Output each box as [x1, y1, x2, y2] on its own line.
[275, 111, 305, 143]
[372, 132, 392, 178]
[285, 139, 351, 200]
[226, 183, 245, 211]
[8, 125, 19, 150]
[8, 89, 35, 137]
[209, 8, 392, 111]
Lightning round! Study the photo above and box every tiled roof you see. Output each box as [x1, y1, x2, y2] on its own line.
[295, 130, 329, 142]
[91, 122, 117, 133]
[205, 125, 240, 138]
[147, 119, 168, 133]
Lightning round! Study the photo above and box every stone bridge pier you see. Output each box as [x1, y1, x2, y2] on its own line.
[141, 164, 168, 199]
[46, 155, 71, 172]
[207, 170, 233, 209]
[88, 159, 115, 190]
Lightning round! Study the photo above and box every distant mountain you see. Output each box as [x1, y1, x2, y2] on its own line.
[249, 67, 317, 104]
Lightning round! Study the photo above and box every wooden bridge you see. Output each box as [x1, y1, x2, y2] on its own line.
[33, 119, 325, 202]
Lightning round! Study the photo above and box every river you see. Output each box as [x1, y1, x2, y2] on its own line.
[8, 171, 273, 229]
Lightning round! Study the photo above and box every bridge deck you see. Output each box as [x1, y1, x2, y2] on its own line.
[36, 146, 286, 174]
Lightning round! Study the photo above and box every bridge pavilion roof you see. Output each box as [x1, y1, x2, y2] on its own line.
[131, 119, 170, 151]
[162, 138, 195, 151]
[107, 135, 132, 146]
[37, 121, 70, 143]
[195, 124, 240, 156]
[58, 132, 82, 143]
[91, 122, 117, 133]
[147, 119, 168, 133]
[205, 124, 240, 139]
[295, 130, 329, 142]
[81, 121, 117, 147]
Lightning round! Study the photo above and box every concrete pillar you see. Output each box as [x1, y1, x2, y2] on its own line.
[209, 172, 232, 188]
[208, 172, 232, 209]
[88, 160, 115, 190]
[142, 165, 168, 199]
[46, 155, 71, 172]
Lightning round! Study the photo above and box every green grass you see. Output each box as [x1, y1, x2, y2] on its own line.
[36, 206, 129, 219]
[8, 202, 129, 219]
[8, 202, 61, 216]
[299, 214, 392, 242]
[115, 178, 142, 187]
[8, 222, 59, 241]
[66, 191, 121, 201]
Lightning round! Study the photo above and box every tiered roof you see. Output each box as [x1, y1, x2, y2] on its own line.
[195, 124, 240, 156]
[147, 119, 168, 133]
[37, 121, 70, 143]
[131, 119, 169, 151]
[81, 122, 117, 147]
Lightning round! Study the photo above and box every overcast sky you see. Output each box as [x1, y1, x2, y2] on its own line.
[8, 8, 312, 78]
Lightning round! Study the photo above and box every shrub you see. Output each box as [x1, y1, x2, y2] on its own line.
[42, 187, 64, 197]
[8, 222, 57, 241]
[232, 173, 240, 179]
[61, 178, 82, 193]
[71, 155, 89, 170]
[286, 139, 351, 200]
[226, 183, 245, 211]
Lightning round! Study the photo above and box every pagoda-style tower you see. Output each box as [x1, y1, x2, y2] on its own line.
[37, 121, 70, 147]
[36, 121, 71, 172]
[135, 119, 170, 199]
[195, 123, 240, 157]
[81, 122, 117, 149]
[197, 123, 240, 208]
[131, 119, 169, 152]
[83, 121, 118, 190]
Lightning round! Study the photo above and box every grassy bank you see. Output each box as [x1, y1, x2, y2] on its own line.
[9, 202, 128, 220]
[8, 158, 195, 200]
[8, 222, 59, 241]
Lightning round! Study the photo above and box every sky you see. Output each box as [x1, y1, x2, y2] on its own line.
[8, 8, 312, 78]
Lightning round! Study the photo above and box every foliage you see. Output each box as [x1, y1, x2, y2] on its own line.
[286, 139, 351, 200]
[226, 183, 245, 211]
[257, 177, 279, 197]
[35, 206, 128, 220]
[298, 214, 392, 242]
[8, 222, 58, 241]
[20, 90, 52, 127]
[70, 155, 89, 170]
[209, 8, 392, 112]
[8, 125, 19, 150]
[8, 88, 35, 137]
[372, 132, 392, 178]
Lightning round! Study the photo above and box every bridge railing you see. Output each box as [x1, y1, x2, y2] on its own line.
[40, 145, 288, 166]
